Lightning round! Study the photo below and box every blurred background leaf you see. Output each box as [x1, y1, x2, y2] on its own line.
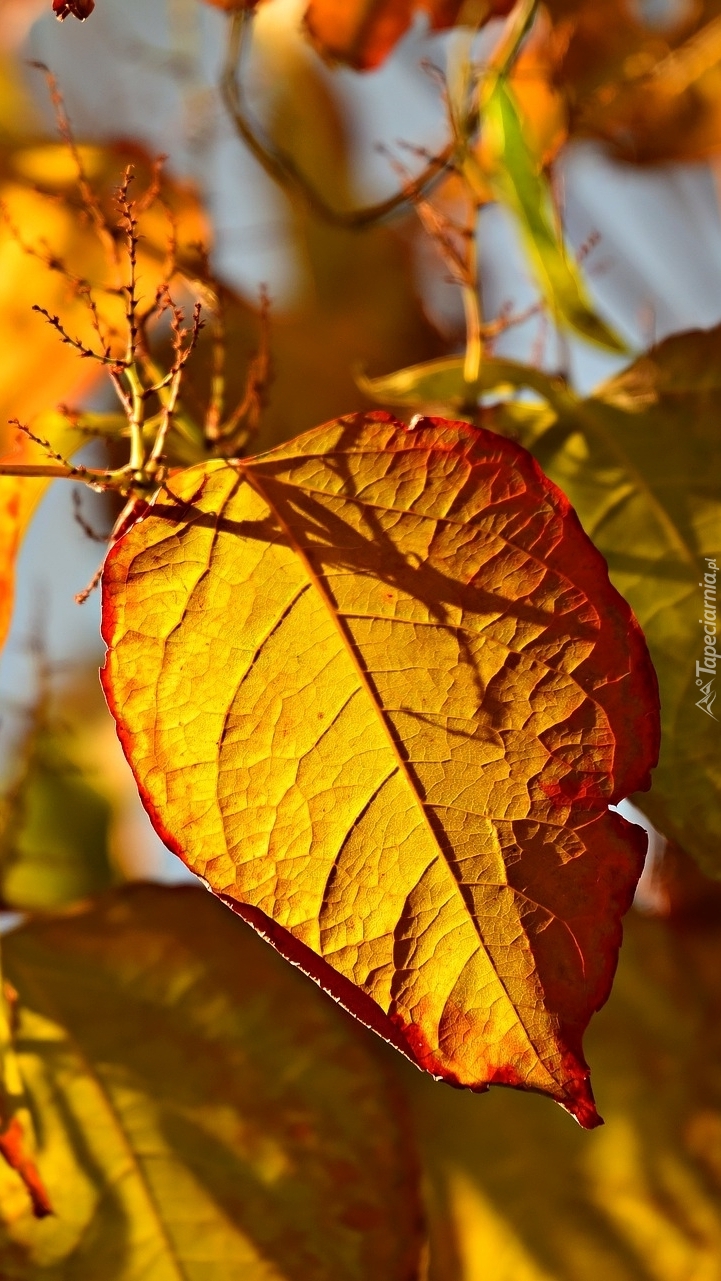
[0, 883, 424, 1280]
[477, 327, 721, 878]
[401, 896, 721, 1280]
[476, 76, 626, 352]
[0, 671, 115, 911]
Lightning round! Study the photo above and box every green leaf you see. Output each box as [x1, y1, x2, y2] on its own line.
[476, 78, 628, 355]
[403, 904, 721, 1279]
[356, 353, 566, 412]
[0, 883, 424, 1279]
[488, 327, 721, 876]
[0, 721, 114, 912]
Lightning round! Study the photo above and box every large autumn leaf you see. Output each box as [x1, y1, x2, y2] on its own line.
[101, 412, 659, 1126]
[360, 326, 721, 875]
[405, 900, 721, 1279]
[0, 883, 423, 1279]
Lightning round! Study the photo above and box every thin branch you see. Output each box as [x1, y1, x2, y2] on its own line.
[72, 488, 109, 543]
[117, 168, 140, 362]
[218, 285, 270, 452]
[146, 296, 203, 473]
[31, 305, 125, 367]
[221, 10, 454, 230]
[0, 461, 81, 480]
[7, 420, 122, 490]
[74, 564, 104, 604]
[28, 62, 121, 281]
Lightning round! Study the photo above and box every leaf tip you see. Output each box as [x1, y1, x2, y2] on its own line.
[559, 1076, 603, 1130]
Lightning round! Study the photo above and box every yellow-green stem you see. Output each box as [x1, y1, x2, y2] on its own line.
[124, 365, 147, 473]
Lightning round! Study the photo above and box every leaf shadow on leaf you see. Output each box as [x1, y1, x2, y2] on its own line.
[2, 885, 424, 1280]
[1, 1042, 135, 1280]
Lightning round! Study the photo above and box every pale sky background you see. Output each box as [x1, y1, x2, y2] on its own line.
[2, 0, 720, 880]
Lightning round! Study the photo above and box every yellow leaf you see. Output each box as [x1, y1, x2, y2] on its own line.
[101, 412, 659, 1126]
[477, 78, 626, 354]
[0, 883, 423, 1278]
[356, 353, 567, 412]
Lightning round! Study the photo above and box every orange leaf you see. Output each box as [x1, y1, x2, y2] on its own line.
[302, 0, 486, 70]
[101, 412, 660, 1127]
[540, 1, 721, 164]
[0, 415, 83, 656]
[0, 478, 23, 656]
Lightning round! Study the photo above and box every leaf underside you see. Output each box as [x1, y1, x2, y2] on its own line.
[101, 412, 659, 1127]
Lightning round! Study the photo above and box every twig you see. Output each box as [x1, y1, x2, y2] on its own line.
[74, 564, 104, 604]
[31, 305, 125, 367]
[221, 10, 454, 230]
[71, 488, 109, 543]
[146, 294, 203, 474]
[7, 420, 119, 490]
[217, 285, 271, 453]
[28, 62, 121, 281]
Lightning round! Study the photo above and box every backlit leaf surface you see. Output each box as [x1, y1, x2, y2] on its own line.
[102, 412, 659, 1125]
[0, 884, 423, 1279]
